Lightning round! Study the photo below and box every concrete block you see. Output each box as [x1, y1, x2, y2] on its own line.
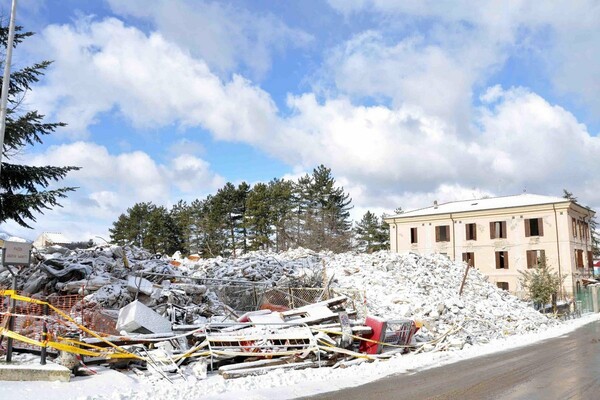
[116, 300, 172, 334]
[127, 275, 154, 296]
[0, 361, 71, 382]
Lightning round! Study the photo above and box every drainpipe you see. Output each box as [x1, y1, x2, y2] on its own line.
[450, 213, 456, 261]
[584, 209, 593, 264]
[552, 204, 563, 299]
[394, 222, 399, 253]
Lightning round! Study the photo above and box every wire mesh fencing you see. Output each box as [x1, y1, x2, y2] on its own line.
[204, 282, 366, 318]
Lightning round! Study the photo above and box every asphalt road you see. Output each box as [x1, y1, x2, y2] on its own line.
[303, 320, 600, 400]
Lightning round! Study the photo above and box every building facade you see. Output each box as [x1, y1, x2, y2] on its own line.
[384, 194, 595, 297]
[33, 232, 71, 249]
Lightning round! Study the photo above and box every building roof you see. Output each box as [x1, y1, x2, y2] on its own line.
[36, 232, 70, 245]
[386, 193, 590, 219]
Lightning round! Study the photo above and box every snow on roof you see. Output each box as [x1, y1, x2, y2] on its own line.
[387, 193, 578, 219]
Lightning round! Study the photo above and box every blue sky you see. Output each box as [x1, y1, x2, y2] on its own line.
[2, 0, 600, 242]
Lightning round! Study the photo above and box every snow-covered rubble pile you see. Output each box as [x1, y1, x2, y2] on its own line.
[0, 243, 560, 350]
[179, 248, 559, 351]
[0, 245, 224, 321]
[180, 248, 323, 286]
[326, 251, 560, 350]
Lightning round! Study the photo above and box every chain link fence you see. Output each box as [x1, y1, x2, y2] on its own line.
[206, 282, 366, 318]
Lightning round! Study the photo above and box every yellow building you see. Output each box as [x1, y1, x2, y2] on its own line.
[384, 194, 595, 297]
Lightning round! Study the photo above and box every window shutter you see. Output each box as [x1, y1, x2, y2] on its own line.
[540, 250, 546, 266]
[501, 221, 507, 238]
[538, 218, 544, 236]
[473, 224, 477, 240]
[525, 219, 531, 237]
[526, 250, 533, 267]
[490, 222, 495, 239]
[435, 226, 440, 242]
[414, 229, 418, 243]
[504, 252, 509, 269]
[495, 251, 500, 268]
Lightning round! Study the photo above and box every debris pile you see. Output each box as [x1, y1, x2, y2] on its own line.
[0, 245, 562, 380]
[326, 251, 560, 351]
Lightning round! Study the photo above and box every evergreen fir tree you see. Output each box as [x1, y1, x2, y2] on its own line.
[355, 211, 389, 253]
[109, 202, 155, 248]
[246, 182, 273, 250]
[170, 200, 192, 255]
[292, 174, 312, 248]
[0, 26, 80, 228]
[307, 165, 353, 252]
[110, 202, 184, 254]
[269, 178, 294, 251]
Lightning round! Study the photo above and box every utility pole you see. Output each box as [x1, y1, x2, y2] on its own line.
[0, 0, 18, 179]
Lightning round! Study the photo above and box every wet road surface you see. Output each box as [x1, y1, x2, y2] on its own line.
[303, 320, 600, 400]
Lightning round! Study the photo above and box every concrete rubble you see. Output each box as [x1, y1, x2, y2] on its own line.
[0, 245, 563, 379]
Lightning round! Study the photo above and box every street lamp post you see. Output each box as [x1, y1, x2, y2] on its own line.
[0, 0, 18, 179]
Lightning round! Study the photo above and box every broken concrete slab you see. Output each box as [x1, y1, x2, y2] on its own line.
[0, 360, 71, 382]
[117, 300, 172, 334]
[127, 276, 154, 296]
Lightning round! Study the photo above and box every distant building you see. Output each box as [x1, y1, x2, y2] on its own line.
[384, 194, 595, 297]
[33, 232, 71, 249]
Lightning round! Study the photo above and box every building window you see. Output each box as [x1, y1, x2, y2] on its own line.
[495, 251, 509, 269]
[572, 217, 577, 238]
[462, 252, 475, 267]
[588, 250, 594, 269]
[497, 282, 509, 291]
[435, 225, 450, 242]
[525, 218, 544, 237]
[465, 223, 477, 240]
[490, 221, 507, 239]
[526, 250, 546, 268]
[410, 227, 418, 244]
[584, 222, 589, 241]
[575, 249, 584, 269]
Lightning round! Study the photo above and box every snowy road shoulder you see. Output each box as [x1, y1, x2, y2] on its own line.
[2, 312, 593, 400]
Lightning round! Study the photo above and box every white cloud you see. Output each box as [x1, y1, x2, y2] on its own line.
[26, 17, 280, 138]
[106, 0, 312, 79]
[13, 6, 600, 243]
[166, 154, 225, 193]
[321, 31, 491, 131]
[269, 87, 600, 217]
[2, 142, 224, 241]
[326, 0, 600, 115]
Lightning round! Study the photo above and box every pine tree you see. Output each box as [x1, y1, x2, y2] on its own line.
[196, 194, 228, 258]
[268, 178, 294, 251]
[109, 202, 155, 248]
[109, 202, 183, 254]
[0, 26, 80, 228]
[378, 213, 390, 250]
[245, 182, 273, 250]
[170, 200, 192, 255]
[306, 165, 353, 252]
[146, 205, 183, 255]
[355, 211, 388, 253]
[292, 174, 312, 248]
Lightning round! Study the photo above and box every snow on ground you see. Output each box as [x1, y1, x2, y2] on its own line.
[1, 314, 598, 400]
[0, 248, 591, 399]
